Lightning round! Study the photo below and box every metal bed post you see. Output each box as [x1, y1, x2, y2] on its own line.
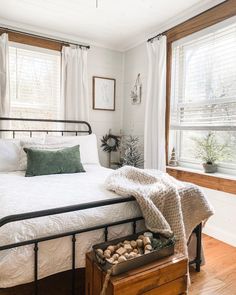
[189, 223, 202, 272]
[71, 234, 76, 295]
[34, 242, 39, 295]
[195, 223, 202, 272]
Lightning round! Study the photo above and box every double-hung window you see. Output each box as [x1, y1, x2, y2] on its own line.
[9, 42, 61, 131]
[169, 17, 236, 176]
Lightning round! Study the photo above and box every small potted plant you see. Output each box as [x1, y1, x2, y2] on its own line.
[192, 132, 230, 173]
[120, 136, 144, 168]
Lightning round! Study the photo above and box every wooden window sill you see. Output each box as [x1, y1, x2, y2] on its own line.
[166, 166, 236, 195]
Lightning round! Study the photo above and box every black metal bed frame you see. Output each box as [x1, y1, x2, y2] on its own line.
[0, 117, 202, 295]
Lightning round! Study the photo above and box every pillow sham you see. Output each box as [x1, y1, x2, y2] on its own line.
[45, 134, 100, 165]
[24, 145, 85, 177]
[0, 139, 21, 172]
[19, 138, 45, 170]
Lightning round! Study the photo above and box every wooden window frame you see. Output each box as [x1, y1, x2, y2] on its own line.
[0, 29, 63, 51]
[167, 166, 236, 195]
[165, 0, 236, 193]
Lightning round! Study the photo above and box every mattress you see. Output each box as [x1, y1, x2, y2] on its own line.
[0, 165, 142, 288]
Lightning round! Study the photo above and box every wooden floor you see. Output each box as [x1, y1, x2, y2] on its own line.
[189, 235, 236, 295]
[1, 235, 235, 295]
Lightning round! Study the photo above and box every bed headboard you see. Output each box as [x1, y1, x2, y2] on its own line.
[0, 117, 92, 138]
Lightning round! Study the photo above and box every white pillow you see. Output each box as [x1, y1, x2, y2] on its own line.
[45, 134, 100, 165]
[0, 139, 21, 172]
[21, 142, 78, 151]
[19, 138, 45, 170]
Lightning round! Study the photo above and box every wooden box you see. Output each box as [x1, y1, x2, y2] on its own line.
[86, 252, 188, 295]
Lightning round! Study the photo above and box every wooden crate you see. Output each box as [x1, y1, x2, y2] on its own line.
[86, 252, 188, 295]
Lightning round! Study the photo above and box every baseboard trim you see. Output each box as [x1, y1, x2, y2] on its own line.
[203, 224, 236, 247]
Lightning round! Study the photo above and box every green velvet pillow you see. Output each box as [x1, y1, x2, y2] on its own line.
[24, 145, 85, 177]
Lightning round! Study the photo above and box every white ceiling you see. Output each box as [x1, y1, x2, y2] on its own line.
[0, 0, 224, 51]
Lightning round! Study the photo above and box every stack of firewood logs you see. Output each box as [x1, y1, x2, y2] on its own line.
[95, 232, 164, 265]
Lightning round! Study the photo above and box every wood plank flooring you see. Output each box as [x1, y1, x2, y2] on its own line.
[189, 235, 236, 295]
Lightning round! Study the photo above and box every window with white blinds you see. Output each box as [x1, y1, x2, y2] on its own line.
[170, 17, 236, 175]
[9, 42, 61, 131]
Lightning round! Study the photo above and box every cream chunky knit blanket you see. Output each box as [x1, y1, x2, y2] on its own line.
[105, 166, 214, 256]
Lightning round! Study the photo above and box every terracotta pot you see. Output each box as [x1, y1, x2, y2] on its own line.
[203, 163, 217, 173]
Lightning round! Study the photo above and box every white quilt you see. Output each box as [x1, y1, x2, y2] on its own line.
[0, 165, 141, 288]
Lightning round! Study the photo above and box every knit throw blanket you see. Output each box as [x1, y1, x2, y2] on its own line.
[105, 166, 214, 256]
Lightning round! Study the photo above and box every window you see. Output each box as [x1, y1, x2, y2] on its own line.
[9, 42, 61, 131]
[170, 17, 236, 175]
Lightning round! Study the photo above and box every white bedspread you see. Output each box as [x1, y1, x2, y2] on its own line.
[0, 165, 141, 288]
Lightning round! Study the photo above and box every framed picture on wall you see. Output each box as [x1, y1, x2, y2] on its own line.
[93, 76, 116, 111]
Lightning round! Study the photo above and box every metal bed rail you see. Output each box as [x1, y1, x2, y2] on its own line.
[0, 196, 143, 295]
[0, 117, 92, 136]
[0, 197, 202, 295]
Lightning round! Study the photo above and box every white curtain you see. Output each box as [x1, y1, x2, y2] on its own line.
[144, 36, 167, 171]
[0, 33, 10, 120]
[61, 46, 89, 124]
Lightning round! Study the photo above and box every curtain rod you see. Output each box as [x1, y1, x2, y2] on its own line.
[0, 26, 90, 49]
[147, 32, 166, 43]
[147, 0, 229, 43]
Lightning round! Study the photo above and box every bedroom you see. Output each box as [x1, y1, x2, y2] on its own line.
[0, 0, 235, 294]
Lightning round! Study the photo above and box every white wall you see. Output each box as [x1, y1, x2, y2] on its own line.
[123, 42, 147, 141]
[121, 42, 148, 163]
[87, 46, 124, 167]
[87, 42, 148, 168]
[202, 187, 236, 247]
[122, 42, 236, 247]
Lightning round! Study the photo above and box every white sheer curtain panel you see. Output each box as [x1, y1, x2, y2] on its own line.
[144, 36, 167, 171]
[61, 46, 89, 126]
[0, 33, 10, 124]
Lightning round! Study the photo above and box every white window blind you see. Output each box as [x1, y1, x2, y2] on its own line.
[171, 18, 236, 132]
[9, 42, 61, 125]
[170, 17, 236, 174]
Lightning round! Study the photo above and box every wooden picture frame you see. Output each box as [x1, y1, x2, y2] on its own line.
[93, 76, 116, 111]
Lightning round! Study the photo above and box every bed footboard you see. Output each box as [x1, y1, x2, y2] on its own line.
[0, 196, 143, 295]
[0, 197, 202, 295]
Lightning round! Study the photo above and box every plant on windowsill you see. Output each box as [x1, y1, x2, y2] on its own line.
[192, 132, 230, 173]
